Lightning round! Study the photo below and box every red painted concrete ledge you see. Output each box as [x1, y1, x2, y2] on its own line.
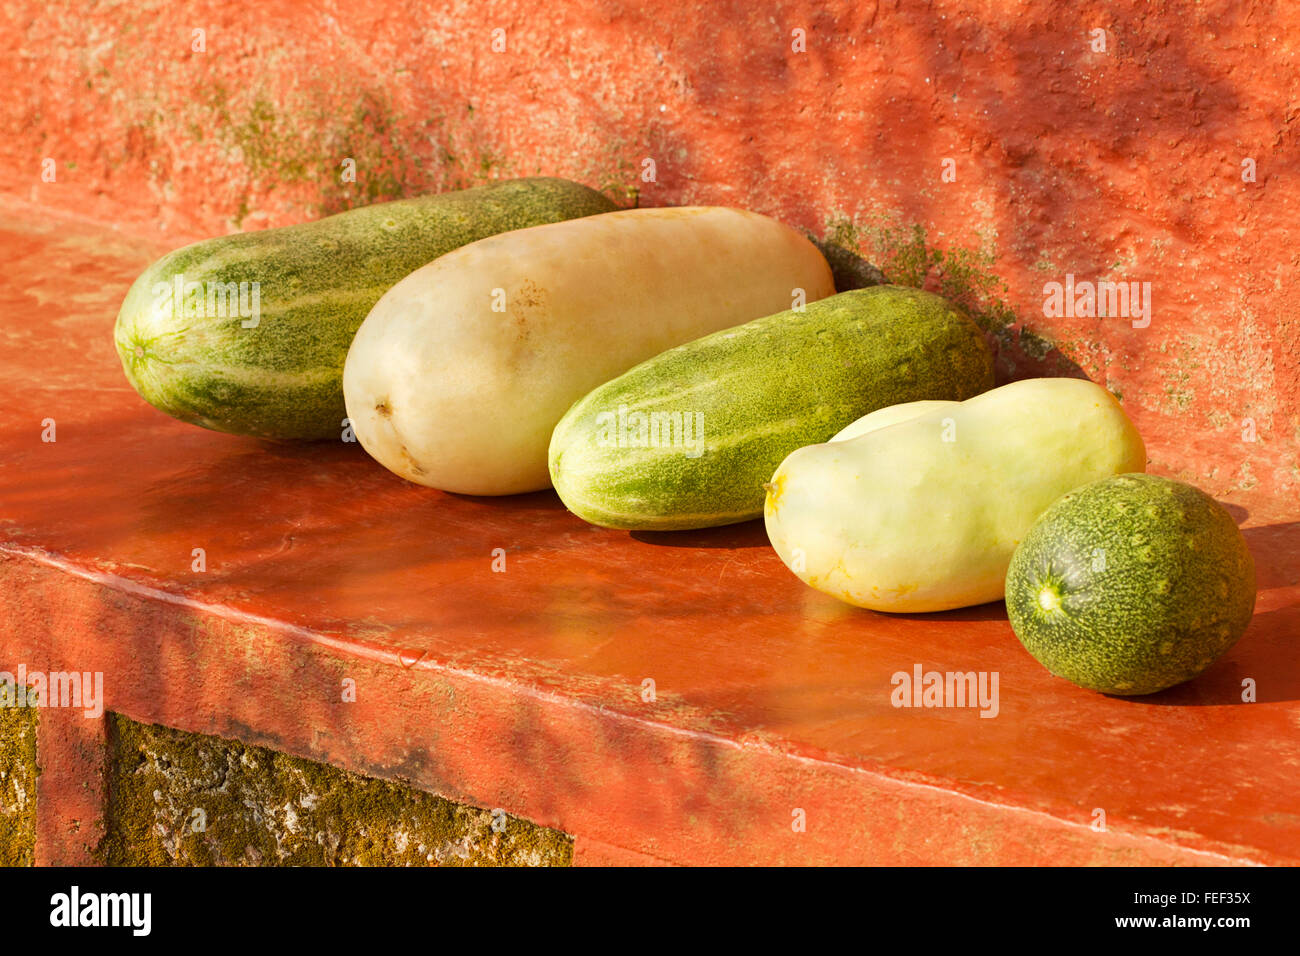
[2, 202, 1298, 866]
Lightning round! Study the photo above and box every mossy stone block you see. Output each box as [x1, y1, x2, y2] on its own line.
[103, 714, 572, 867]
[0, 695, 38, 867]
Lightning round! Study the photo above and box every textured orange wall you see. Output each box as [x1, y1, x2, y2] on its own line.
[3, 0, 1296, 498]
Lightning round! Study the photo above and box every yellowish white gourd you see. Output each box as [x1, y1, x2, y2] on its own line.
[344, 206, 835, 495]
[764, 378, 1147, 612]
[829, 400, 958, 442]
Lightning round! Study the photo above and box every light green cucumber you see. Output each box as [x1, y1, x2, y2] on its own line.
[114, 178, 618, 439]
[548, 285, 996, 530]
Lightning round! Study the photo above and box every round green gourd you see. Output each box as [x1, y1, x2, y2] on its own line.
[114, 178, 618, 440]
[1005, 473, 1256, 695]
[548, 285, 996, 530]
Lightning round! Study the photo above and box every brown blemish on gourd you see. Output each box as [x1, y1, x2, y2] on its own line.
[509, 279, 548, 346]
[514, 280, 545, 312]
[763, 475, 786, 514]
[398, 445, 427, 476]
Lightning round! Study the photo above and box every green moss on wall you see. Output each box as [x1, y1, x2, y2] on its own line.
[103, 714, 571, 867]
[825, 217, 1019, 336]
[0, 690, 38, 867]
[193, 82, 519, 227]
[809, 220, 887, 293]
[820, 216, 1086, 380]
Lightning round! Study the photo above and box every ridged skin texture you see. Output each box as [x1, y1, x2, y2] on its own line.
[1006, 473, 1256, 696]
[114, 178, 618, 439]
[549, 285, 996, 530]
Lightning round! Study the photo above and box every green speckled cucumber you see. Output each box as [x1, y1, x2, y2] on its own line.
[114, 178, 618, 439]
[548, 285, 996, 530]
[1005, 473, 1256, 695]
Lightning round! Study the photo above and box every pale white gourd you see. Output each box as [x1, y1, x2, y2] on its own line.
[829, 400, 958, 442]
[344, 207, 834, 494]
[764, 379, 1147, 612]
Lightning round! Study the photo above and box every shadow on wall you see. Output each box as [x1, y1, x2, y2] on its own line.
[579, 0, 1258, 391]
[174, 0, 1236, 393]
[64, 1, 1271, 403]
